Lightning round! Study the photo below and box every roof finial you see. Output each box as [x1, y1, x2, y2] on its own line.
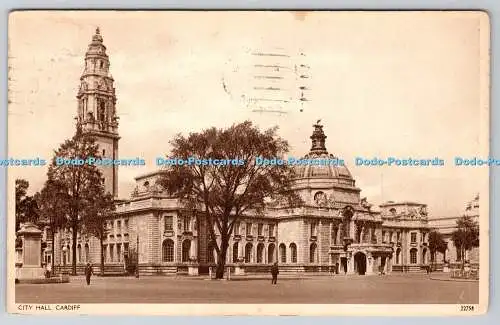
[310, 120, 328, 154]
[96, 26, 100, 35]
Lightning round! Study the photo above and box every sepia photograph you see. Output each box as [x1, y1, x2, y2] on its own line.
[6, 11, 489, 315]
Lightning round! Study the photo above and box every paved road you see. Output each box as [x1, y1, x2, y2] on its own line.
[15, 273, 479, 304]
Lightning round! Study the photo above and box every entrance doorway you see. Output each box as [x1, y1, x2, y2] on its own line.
[354, 252, 367, 275]
[380, 256, 386, 274]
[340, 257, 348, 274]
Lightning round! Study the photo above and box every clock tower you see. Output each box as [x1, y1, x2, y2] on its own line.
[76, 27, 120, 198]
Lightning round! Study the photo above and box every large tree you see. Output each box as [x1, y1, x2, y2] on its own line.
[159, 121, 302, 279]
[47, 127, 106, 275]
[38, 179, 70, 274]
[15, 179, 39, 231]
[451, 215, 479, 269]
[428, 230, 447, 270]
[82, 186, 115, 276]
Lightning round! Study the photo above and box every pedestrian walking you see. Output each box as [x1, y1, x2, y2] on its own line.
[85, 262, 94, 285]
[271, 262, 279, 285]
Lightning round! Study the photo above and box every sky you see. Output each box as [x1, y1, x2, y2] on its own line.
[7, 11, 489, 217]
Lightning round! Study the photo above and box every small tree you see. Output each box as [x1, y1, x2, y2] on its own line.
[15, 179, 40, 231]
[47, 127, 107, 275]
[428, 230, 447, 270]
[38, 179, 70, 274]
[451, 215, 479, 269]
[82, 186, 115, 276]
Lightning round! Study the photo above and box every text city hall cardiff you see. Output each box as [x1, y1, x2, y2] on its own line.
[48, 29, 479, 276]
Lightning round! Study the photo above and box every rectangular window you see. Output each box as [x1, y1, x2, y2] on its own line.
[246, 223, 252, 236]
[389, 232, 393, 243]
[310, 222, 317, 237]
[124, 219, 129, 232]
[117, 220, 121, 233]
[234, 222, 240, 235]
[411, 232, 417, 243]
[382, 231, 386, 243]
[258, 223, 263, 236]
[183, 217, 190, 232]
[268, 224, 274, 237]
[397, 232, 401, 242]
[164, 215, 173, 232]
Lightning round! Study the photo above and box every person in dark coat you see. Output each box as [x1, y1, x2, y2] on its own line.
[271, 262, 279, 284]
[85, 262, 94, 285]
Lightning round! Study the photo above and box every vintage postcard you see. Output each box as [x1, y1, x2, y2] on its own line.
[6, 11, 489, 315]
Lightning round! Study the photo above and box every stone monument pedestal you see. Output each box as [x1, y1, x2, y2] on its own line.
[234, 265, 245, 275]
[15, 222, 45, 281]
[188, 266, 199, 276]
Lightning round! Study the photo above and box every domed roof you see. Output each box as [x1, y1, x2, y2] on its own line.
[294, 122, 355, 186]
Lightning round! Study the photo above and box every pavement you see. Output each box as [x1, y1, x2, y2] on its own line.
[15, 273, 479, 304]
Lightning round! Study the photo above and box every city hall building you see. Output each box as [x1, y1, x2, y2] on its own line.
[47, 28, 477, 276]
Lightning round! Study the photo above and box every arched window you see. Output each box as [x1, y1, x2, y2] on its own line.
[332, 226, 338, 245]
[232, 242, 239, 263]
[267, 244, 275, 263]
[182, 240, 191, 262]
[257, 243, 264, 263]
[207, 241, 215, 263]
[396, 248, 401, 264]
[98, 100, 106, 122]
[410, 248, 418, 264]
[162, 239, 174, 262]
[309, 243, 317, 263]
[109, 244, 114, 262]
[84, 244, 90, 263]
[290, 243, 297, 263]
[279, 243, 286, 263]
[245, 243, 253, 263]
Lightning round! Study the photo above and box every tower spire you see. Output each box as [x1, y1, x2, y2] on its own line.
[76, 28, 120, 198]
[309, 120, 328, 154]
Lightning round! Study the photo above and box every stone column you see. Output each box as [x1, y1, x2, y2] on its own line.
[349, 220, 355, 239]
[190, 239, 198, 261]
[366, 252, 374, 275]
[233, 241, 245, 275]
[238, 242, 244, 261]
[188, 238, 199, 276]
[347, 255, 355, 274]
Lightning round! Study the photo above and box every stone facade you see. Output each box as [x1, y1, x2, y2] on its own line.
[428, 195, 480, 268]
[44, 28, 480, 276]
